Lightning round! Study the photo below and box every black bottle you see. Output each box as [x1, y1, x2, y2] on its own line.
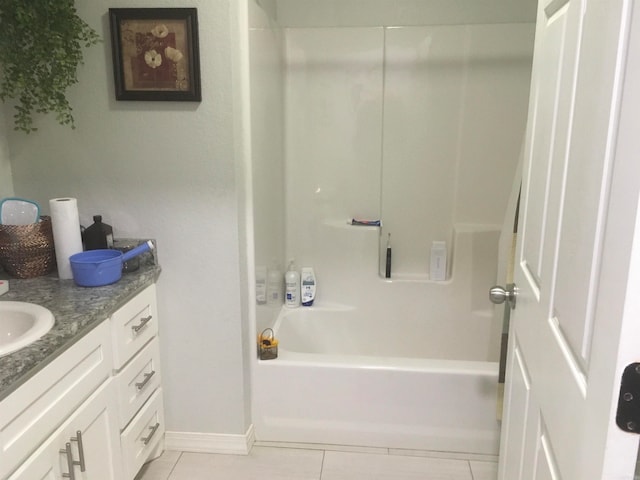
[83, 215, 114, 250]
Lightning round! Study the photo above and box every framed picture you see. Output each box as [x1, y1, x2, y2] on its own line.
[109, 8, 201, 101]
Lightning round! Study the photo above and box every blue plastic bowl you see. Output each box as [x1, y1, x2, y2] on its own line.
[69, 249, 123, 287]
[69, 241, 153, 287]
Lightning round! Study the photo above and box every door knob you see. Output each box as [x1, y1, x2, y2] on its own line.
[489, 283, 517, 309]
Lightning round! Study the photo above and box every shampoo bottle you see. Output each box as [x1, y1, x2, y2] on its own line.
[285, 260, 301, 308]
[300, 267, 316, 306]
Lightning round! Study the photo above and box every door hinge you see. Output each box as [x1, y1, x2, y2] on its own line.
[616, 363, 640, 433]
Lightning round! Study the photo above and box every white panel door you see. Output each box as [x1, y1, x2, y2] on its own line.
[498, 0, 640, 478]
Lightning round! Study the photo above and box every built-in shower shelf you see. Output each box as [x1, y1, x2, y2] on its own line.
[323, 219, 381, 231]
[378, 273, 453, 284]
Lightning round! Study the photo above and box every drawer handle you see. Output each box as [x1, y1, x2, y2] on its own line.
[142, 422, 161, 445]
[71, 430, 86, 472]
[135, 370, 156, 391]
[132, 315, 153, 334]
[60, 443, 77, 480]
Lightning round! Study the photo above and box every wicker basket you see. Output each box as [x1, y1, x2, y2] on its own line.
[257, 328, 278, 360]
[0, 216, 56, 278]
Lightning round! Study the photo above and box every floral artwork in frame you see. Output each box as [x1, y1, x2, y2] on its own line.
[109, 8, 201, 101]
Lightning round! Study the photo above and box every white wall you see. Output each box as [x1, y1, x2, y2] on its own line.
[249, 0, 286, 333]
[0, 112, 14, 198]
[5, 0, 251, 437]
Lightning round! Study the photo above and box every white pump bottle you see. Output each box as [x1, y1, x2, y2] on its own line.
[284, 260, 301, 308]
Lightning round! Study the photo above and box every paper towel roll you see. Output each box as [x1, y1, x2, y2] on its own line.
[49, 198, 83, 280]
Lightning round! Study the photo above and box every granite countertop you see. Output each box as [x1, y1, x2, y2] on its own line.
[0, 241, 161, 402]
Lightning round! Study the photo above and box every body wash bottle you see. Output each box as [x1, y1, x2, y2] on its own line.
[301, 267, 316, 306]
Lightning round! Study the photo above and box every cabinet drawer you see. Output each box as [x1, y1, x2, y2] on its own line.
[0, 322, 112, 479]
[121, 388, 165, 480]
[111, 284, 158, 369]
[116, 338, 162, 430]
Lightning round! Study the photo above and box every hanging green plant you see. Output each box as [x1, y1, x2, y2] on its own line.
[0, 0, 100, 133]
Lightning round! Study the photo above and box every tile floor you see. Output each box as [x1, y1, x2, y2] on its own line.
[135, 445, 498, 480]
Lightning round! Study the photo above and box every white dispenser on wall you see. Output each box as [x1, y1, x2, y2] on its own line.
[301, 267, 316, 306]
[430, 241, 447, 281]
[285, 260, 301, 308]
[267, 264, 283, 305]
[255, 266, 267, 304]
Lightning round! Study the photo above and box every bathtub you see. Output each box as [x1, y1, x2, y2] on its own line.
[252, 305, 501, 455]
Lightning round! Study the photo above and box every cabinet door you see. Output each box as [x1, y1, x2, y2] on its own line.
[9, 380, 122, 480]
[0, 322, 112, 480]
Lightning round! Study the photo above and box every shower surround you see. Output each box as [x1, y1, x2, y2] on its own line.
[249, 0, 534, 454]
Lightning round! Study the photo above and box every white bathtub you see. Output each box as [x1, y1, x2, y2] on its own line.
[253, 306, 501, 455]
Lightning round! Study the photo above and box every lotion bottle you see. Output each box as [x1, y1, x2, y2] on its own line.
[300, 267, 316, 306]
[285, 260, 301, 308]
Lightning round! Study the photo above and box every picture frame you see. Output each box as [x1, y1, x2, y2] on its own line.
[109, 8, 201, 101]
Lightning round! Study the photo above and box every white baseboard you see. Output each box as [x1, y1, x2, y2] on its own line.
[165, 424, 255, 455]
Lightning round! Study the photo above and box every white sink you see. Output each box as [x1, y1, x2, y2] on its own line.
[0, 302, 55, 357]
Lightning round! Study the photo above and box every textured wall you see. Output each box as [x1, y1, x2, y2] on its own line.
[6, 0, 251, 436]
[0, 112, 13, 198]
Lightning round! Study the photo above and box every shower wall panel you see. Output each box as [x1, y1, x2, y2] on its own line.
[275, 0, 536, 27]
[282, 22, 533, 284]
[381, 26, 465, 279]
[249, 0, 286, 330]
[381, 24, 534, 279]
[284, 28, 384, 264]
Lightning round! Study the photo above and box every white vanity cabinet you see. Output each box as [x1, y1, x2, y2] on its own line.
[0, 283, 164, 480]
[0, 322, 114, 480]
[110, 284, 165, 479]
[8, 380, 123, 480]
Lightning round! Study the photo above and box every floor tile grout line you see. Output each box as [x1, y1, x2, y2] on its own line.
[165, 451, 183, 480]
[319, 449, 326, 480]
[467, 459, 475, 480]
